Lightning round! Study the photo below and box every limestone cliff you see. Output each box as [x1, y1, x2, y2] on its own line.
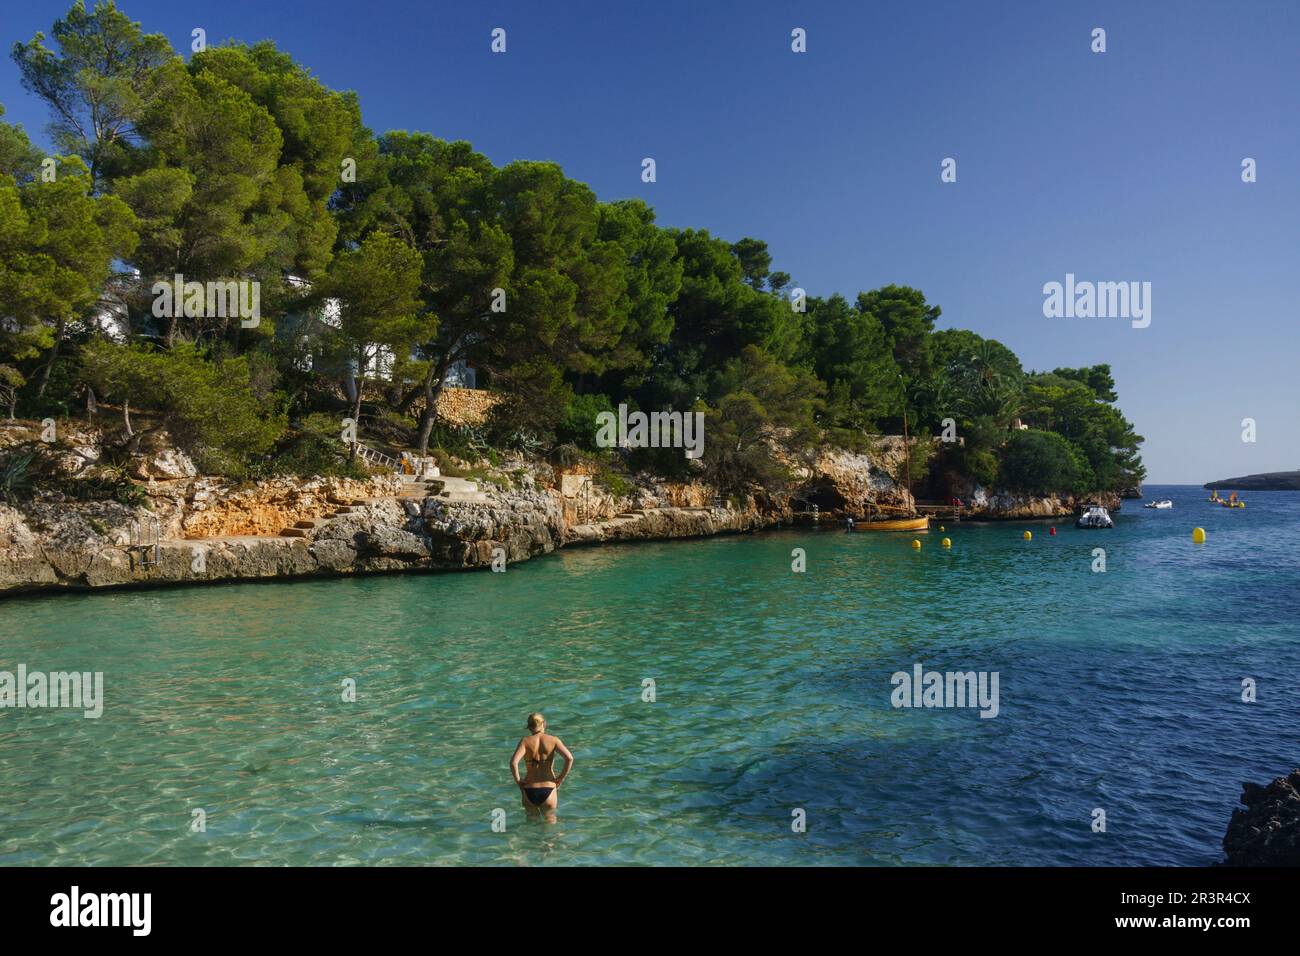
[0, 428, 1112, 595]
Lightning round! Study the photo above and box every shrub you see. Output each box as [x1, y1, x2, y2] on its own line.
[265, 413, 369, 479]
[431, 448, 468, 478]
[0, 448, 37, 502]
[81, 340, 287, 475]
[556, 392, 617, 451]
[999, 429, 1085, 496]
[596, 464, 632, 498]
[961, 447, 999, 488]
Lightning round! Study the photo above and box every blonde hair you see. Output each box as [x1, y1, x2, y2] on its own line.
[527, 712, 546, 733]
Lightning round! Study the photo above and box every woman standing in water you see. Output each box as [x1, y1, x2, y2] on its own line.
[509, 713, 573, 819]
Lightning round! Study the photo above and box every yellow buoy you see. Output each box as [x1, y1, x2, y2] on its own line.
[911, 539, 922, 550]
[939, 525, 945, 532]
[942, 537, 952, 548]
[1022, 530, 1032, 541]
[1192, 527, 1206, 543]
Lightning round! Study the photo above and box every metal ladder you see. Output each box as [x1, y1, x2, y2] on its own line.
[127, 516, 161, 574]
[351, 441, 400, 472]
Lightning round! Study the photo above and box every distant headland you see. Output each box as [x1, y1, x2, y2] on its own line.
[1204, 471, 1300, 491]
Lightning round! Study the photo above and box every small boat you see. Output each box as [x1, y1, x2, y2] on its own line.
[1144, 499, 1173, 509]
[1220, 491, 1245, 509]
[1076, 506, 1114, 529]
[849, 408, 928, 533]
[852, 515, 930, 532]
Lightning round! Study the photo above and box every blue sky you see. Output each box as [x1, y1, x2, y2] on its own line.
[2, 0, 1297, 483]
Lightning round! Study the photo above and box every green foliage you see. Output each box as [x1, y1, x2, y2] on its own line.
[1022, 367, 1145, 491]
[425, 422, 487, 462]
[803, 294, 901, 430]
[999, 430, 1087, 496]
[11, 0, 175, 186]
[430, 448, 469, 478]
[327, 231, 426, 400]
[189, 40, 360, 276]
[699, 346, 824, 494]
[81, 339, 286, 474]
[902, 438, 932, 488]
[264, 412, 367, 479]
[16, 356, 80, 418]
[595, 463, 632, 499]
[0, 104, 43, 181]
[486, 356, 570, 444]
[0, 447, 37, 502]
[0, 442, 148, 505]
[556, 391, 616, 451]
[856, 285, 940, 396]
[114, 63, 286, 298]
[595, 200, 682, 375]
[664, 228, 801, 370]
[0, 152, 138, 356]
[961, 447, 1000, 488]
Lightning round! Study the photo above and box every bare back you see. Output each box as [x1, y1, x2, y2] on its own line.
[521, 732, 559, 784]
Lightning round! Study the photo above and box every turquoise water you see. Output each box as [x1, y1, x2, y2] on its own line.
[1, 484, 1297, 866]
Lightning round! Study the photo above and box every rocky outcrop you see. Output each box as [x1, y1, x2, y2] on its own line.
[787, 440, 914, 517]
[954, 484, 1122, 520]
[565, 504, 772, 546]
[1221, 769, 1300, 866]
[0, 426, 1129, 595]
[0, 479, 570, 593]
[422, 492, 565, 566]
[180, 475, 402, 538]
[129, 446, 196, 480]
[792, 444, 1119, 522]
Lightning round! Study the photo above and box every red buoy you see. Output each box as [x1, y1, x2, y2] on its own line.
[1049, 527, 1057, 535]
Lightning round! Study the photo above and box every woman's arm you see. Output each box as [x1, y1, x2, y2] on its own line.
[553, 738, 574, 787]
[509, 739, 527, 788]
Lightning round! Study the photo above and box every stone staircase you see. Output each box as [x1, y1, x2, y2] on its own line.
[398, 477, 442, 500]
[566, 506, 668, 541]
[277, 500, 360, 538]
[428, 475, 491, 503]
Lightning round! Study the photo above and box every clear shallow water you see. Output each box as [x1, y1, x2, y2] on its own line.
[1, 484, 1297, 866]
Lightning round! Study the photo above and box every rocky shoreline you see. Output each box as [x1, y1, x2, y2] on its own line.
[0, 426, 1122, 596]
[1220, 769, 1300, 866]
[0, 473, 796, 595]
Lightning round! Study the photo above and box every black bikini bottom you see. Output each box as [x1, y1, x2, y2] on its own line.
[525, 787, 554, 806]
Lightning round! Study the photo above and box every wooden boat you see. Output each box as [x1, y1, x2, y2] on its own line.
[850, 407, 929, 533]
[853, 515, 930, 532]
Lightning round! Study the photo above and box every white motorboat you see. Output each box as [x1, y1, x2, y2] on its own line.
[1143, 499, 1173, 509]
[1076, 505, 1114, 528]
